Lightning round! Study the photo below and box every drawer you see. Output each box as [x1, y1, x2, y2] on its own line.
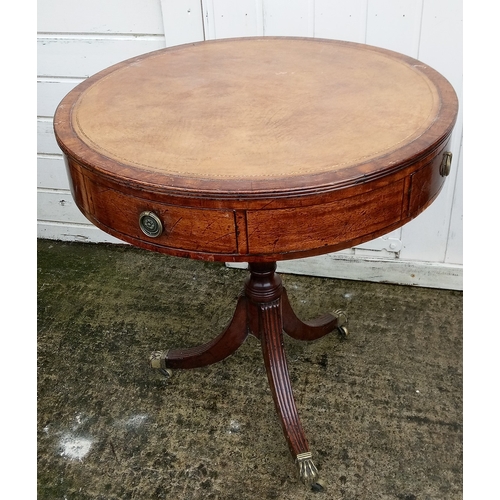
[246, 179, 405, 255]
[80, 175, 238, 255]
[408, 146, 450, 216]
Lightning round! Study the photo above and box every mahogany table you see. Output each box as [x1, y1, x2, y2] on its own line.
[54, 37, 458, 489]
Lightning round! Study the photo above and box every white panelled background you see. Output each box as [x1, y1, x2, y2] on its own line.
[37, 0, 463, 290]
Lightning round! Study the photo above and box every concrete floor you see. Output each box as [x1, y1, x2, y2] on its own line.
[37, 239, 462, 500]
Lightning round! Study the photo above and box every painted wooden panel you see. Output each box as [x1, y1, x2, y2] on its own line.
[229, 253, 462, 289]
[37, 36, 165, 78]
[38, 118, 60, 155]
[444, 140, 463, 265]
[313, 0, 367, 42]
[355, 229, 401, 253]
[277, 254, 462, 290]
[419, 0, 463, 89]
[38, 189, 90, 224]
[37, 79, 82, 117]
[365, 0, 423, 57]
[203, 0, 262, 39]
[262, 0, 313, 36]
[38, 221, 124, 244]
[37, 156, 70, 190]
[38, 0, 164, 34]
[161, 0, 205, 47]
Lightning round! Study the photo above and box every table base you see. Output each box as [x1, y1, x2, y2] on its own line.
[150, 262, 348, 489]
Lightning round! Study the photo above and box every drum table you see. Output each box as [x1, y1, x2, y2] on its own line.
[54, 37, 458, 489]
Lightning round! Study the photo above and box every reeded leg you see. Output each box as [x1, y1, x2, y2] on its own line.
[259, 298, 319, 486]
[246, 263, 319, 486]
[282, 288, 348, 341]
[150, 295, 248, 370]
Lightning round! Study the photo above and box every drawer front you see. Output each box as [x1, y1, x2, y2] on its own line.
[246, 179, 405, 255]
[408, 145, 450, 217]
[83, 176, 238, 255]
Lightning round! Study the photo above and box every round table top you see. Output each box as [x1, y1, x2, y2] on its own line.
[54, 37, 458, 199]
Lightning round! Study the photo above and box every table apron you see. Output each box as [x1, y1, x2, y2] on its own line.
[65, 146, 448, 262]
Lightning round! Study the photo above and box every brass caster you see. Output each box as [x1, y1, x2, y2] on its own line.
[337, 325, 349, 339]
[159, 368, 173, 378]
[332, 309, 349, 339]
[311, 478, 326, 493]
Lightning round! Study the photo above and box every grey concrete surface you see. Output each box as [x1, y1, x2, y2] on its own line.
[37, 239, 462, 499]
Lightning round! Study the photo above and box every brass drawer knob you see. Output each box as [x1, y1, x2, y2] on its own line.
[440, 151, 453, 177]
[139, 211, 163, 238]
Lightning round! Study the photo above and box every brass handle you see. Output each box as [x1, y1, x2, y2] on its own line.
[139, 211, 163, 238]
[440, 151, 453, 177]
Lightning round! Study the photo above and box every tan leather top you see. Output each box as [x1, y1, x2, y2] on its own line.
[70, 38, 441, 181]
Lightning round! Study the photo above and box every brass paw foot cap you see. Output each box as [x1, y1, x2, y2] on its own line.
[149, 350, 169, 370]
[295, 452, 319, 487]
[332, 309, 348, 327]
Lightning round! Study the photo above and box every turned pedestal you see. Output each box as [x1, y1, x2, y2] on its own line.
[150, 262, 348, 486]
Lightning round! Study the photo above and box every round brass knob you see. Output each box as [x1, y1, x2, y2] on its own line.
[139, 211, 163, 238]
